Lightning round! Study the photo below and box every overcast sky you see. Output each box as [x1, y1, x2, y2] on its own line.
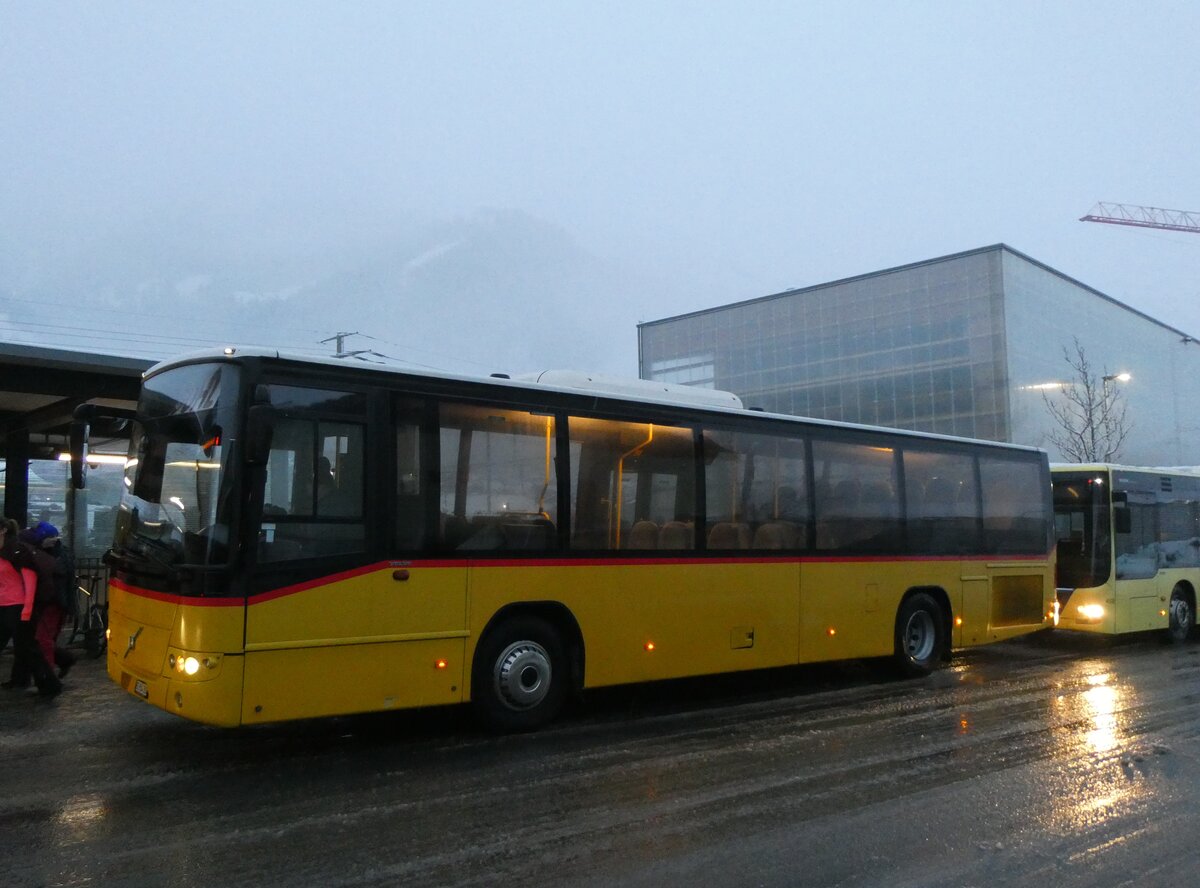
[2, 2, 1198, 376]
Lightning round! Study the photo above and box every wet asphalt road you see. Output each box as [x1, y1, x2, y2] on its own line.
[3, 631, 1200, 888]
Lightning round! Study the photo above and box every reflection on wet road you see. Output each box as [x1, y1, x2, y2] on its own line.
[3, 631, 1200, 887]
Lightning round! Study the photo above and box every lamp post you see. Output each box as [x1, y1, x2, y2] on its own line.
[1102, 372, 1132, 394]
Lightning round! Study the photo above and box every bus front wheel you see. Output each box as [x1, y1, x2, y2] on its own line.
[472, 616, 567, 732]
[893, 593, 945, 677]
[1167, 585, 1196, 643]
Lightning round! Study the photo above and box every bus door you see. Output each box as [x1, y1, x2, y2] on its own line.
[242, 389, 467, 722]
[1150, 477, 1200, 627]
[1112, 485, 1162, 632]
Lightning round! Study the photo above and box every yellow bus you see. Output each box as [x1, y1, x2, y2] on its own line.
[89, 350, 1054, 730]
[1052, 464, 1200, 640]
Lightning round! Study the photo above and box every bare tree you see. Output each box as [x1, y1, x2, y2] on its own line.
[1042, 338, 1131, 462]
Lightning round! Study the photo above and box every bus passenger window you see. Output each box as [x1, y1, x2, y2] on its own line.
[568, 416, 697, 551]
[812, 438, 900, 552]
[902, 448, 979, 554]
[437, 403, 559, 552]
[1114, 499, 1158, 579]
[703, 428, 807, 550]
[979, 456, 1049, 555]
[259, 417, 367, 562]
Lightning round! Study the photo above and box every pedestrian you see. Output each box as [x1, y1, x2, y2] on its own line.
[0, 518, 60, 697]
[24, 521, 76, 679]
[0, 519, 32, 676]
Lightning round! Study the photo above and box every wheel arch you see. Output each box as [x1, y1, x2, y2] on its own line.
[469, 601, 585, 701]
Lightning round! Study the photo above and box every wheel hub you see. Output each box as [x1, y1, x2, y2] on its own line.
[904, 611, 936, 662]
[494, 640, 552, 711]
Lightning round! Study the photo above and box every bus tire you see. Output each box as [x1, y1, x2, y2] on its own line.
[471, 616, 567, 732]
[1167, 584, 1196, 643]
[893, 592, 945, 677]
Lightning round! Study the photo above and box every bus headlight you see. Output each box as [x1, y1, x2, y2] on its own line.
[168, 649, 221, 679]
[1077, 604, 1106, 622]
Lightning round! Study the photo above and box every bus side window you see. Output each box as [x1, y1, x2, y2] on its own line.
[978, 456, 1048, 555]
[259, 417, 367, 562]
[436, 403, 559, 552]
[812, 438, 900, 552]
[1114, 498, 1158, 579]
[702, 427, 808, 550]
[902, 447, 979, 554]
[568, 416, 697, 551]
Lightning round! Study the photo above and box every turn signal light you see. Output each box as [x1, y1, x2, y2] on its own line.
[435, 659, 448, 670]
[644, 641, 656, 652]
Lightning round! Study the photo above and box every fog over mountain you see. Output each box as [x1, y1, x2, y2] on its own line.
[3, 201, 657, 376]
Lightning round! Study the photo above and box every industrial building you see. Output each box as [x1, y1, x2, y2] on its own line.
[638, 244, 1200, 466]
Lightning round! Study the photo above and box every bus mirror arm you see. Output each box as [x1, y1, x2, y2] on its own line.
[1113, 507, 1132, 535]
[69, 419, 89, 489]
[70, 404, 136, 490]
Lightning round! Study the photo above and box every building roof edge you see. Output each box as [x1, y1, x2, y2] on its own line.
[639, 244, 1200, 343]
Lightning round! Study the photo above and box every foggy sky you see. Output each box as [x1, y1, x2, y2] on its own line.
[2, 2, 1198, 377]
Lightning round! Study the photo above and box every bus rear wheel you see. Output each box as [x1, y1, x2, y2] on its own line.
[893, 592, 945, 677]
[472, 616, 567, 732]
[1167, 585, 1195, 643]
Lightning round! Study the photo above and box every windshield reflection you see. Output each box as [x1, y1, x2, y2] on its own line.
[112, 363, 238, 575]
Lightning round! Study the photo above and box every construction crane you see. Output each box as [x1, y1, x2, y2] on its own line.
[1080, 202, 1200, 234]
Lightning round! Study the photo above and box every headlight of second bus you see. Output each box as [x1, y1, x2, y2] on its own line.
[1076, 603, 1106, 623]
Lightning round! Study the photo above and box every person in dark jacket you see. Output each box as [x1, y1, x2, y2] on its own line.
[22, 522, 76, 679]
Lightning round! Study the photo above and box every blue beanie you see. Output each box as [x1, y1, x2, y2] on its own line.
[32, 521, 59, 543]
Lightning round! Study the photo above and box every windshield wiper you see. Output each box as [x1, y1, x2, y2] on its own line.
[106, 535, 180, 580]
[103, 547, 171, 578]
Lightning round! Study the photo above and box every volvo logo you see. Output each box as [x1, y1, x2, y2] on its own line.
[124, 626, 143, 659]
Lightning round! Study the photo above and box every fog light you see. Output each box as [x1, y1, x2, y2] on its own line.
[1077, 604, 1105, 622]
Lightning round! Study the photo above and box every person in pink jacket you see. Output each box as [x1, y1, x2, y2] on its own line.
[0, 518, 61, 697]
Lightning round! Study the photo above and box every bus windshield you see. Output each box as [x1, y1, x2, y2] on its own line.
[113, 362, 240, 575]
[1052, 471, 1112, 589]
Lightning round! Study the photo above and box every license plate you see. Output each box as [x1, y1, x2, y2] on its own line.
[134, 680, 149, 699]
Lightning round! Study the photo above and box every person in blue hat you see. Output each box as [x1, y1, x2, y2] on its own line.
[19, 522, 76, 682]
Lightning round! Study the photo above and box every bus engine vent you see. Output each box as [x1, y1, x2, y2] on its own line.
[1161, 476, 1173, 492]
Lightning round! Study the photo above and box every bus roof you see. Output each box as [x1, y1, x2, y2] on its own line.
[1052, 462, 1200, 478]
[146, 347, 1048, 455]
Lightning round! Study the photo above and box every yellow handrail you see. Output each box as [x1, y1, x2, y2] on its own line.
[612, 425, 654, 548]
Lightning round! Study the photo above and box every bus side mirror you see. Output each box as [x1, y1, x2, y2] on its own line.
[246, 406, 274, 465]
[69, 420, 90, 489]
[1113, 507, 1132, 534]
